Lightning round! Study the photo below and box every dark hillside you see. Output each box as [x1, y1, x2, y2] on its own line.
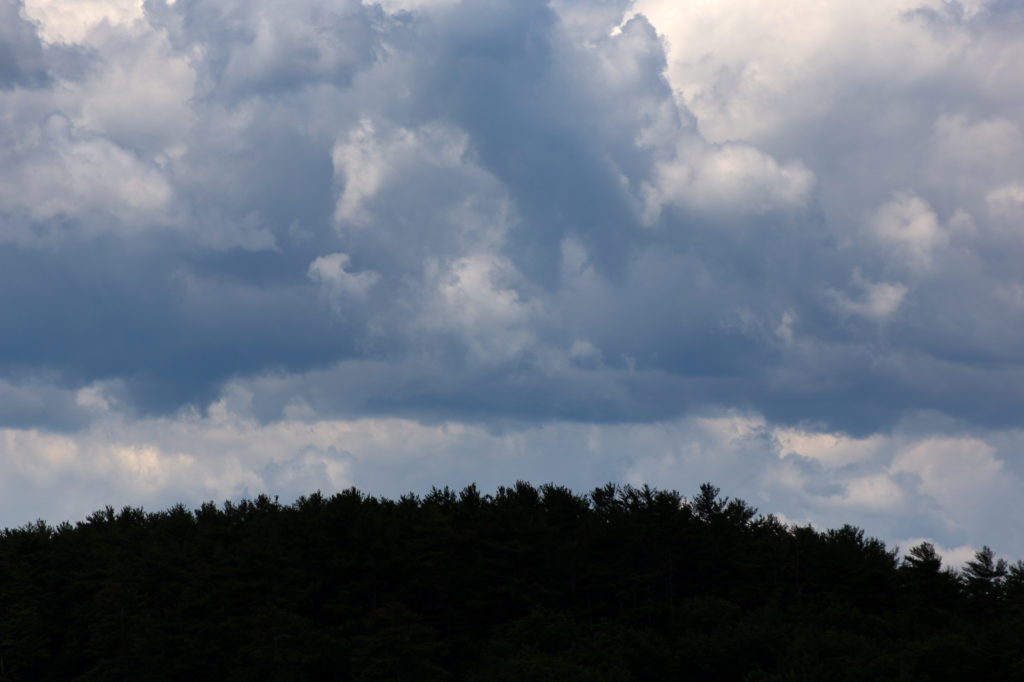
[1, 482, 1022, 680]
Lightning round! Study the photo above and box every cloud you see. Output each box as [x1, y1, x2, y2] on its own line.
[774, 427, 882, 468]
[308, 252, 379, 302]
[23, 0, 145, 45]
[866, 192, 946, 273]
[986, 182, 1024, 223]
[2, 0, 1021, 432]
[71, 20, 196, 154]
[331, 119, 477, 228]
[2, 394, 1022, 561]
[1, 0, 1024, 563]
[0, 0, 48, 88]
[828, 273, 908, 321]
[421, 253, 537, 362]
[835, 473, 905, 513]
[0, 114, 173, 226]
[889, 436, 1016, 532]
[643, 141, 814, 221]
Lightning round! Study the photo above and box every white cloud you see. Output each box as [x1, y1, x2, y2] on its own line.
[635, 0, 1024, 271]
[635, 0, 974, 145]
[308, 252, 380, 302]
[75, 386, 111, 412]
[422, 253, 537, 362]
[867, 192, 946, 272]
[72, 22, 196, 154]
[774, 427, 882, 468]
[332, 118, 397, 226]
[23, 0, 145, 45]
[836, 474, 905, 512]
[828, 273, 908, 321]
[643, 140, 814, 221]
[986, 182, 1024, 223]
[1, 381, 1024, 562]
[0, 114, 173, 229]
[889, 436, 1012, 524]
[365, 0, 458, 14]
[623, 413, 768, 491]
[0, 428, 79, 484]
[930, 115, 1024, 186]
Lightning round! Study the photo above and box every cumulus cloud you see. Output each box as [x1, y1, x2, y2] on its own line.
[23, 0, 145, 44]
[642, 141, 814, 221]
[0, 114, 173, 226]
[866, 192, 947, 272]
[331, 119, 476, 228]
[986, 182, 1024, 224]
[774, 427, 883, 468]
[421, 253, 537, 362]
[308, 252, 379, 302]
[889, 436, 1017, 533]
[828, 272, 908, 321]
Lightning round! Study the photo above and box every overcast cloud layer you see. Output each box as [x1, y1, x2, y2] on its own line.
[1, 0, 1023, 562]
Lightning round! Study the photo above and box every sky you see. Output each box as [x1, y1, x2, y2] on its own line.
[1, 0, 1023, 565]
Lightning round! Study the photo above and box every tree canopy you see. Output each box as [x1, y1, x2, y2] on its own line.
[0, 482, 1021, 680]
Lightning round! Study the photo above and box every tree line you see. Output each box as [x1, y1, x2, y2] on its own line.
[1, 481, 1022, 680]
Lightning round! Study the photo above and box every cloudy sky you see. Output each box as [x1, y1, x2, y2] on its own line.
[2, 0, 1023, 563]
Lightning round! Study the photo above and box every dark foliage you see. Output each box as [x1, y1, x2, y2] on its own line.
[0, 482, 1021, 680]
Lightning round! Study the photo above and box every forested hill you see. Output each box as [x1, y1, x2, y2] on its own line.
[2, 482, 1022, 680]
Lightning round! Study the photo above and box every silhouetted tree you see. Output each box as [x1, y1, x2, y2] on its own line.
[963, 545, 1008, 601]
[0, 481, 1022, 680]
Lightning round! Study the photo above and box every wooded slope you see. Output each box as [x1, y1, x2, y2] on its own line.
[1, 482, 1021, 680]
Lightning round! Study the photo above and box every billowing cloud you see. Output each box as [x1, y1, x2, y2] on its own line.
[1, 0, 1023, 561]
[0, 115, 173, 226]
[308, 252, 379, 302]
[866, 192, 947, 273]
[828, 272, 908, 321]
[642, 141, 814, 221]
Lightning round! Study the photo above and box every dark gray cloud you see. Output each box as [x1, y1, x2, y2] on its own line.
[1, 0, 1024, 443]
[5, 0, 1024, 567]
[0, 0, 47, 88]
[0, 238, 374, 421]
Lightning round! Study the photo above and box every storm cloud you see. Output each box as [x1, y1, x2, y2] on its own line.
[2, 0, 1024, 561]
